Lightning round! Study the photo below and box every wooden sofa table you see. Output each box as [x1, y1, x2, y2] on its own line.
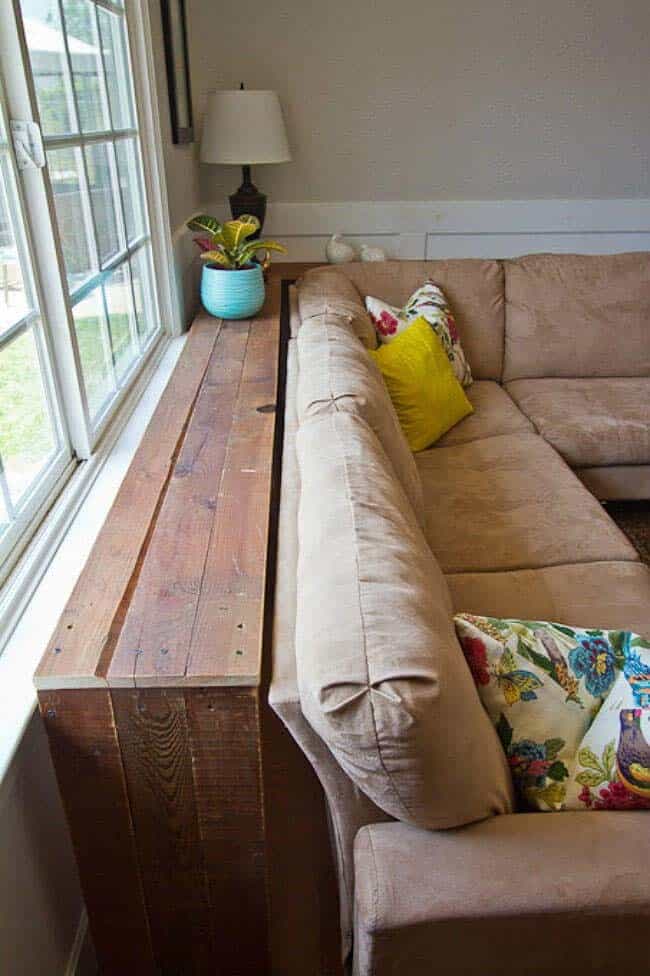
[34, 264, 339, 975]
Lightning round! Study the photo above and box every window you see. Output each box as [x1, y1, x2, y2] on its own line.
[21, 0, 160, 429]
[0, 0, 174, 587]
[0, 93, 71, 573]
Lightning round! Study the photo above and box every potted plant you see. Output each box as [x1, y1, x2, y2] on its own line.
[187, 213, 287, 319]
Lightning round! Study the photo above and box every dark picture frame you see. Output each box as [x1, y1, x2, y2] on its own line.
[160, 0, 194, 144]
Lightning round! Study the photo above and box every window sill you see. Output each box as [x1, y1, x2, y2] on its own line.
[0, 331, 188, 781]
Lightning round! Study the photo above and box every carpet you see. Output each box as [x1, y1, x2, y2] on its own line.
[608, 501, 650, 566]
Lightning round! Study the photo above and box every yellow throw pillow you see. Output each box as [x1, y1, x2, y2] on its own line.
[370, 316, 473, 452]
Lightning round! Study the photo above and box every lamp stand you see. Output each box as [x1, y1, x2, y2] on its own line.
[229, 165, 266, 235]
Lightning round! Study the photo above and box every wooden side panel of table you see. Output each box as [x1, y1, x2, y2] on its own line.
[35, 265, 342, 975]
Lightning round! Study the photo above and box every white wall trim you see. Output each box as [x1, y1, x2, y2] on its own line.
[127, 0, 183, 337]
[198, 198, 650, 261]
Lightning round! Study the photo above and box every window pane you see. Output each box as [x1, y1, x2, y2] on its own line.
[104, 263, 138, 381]
[73, 286, 115, 419]
[0, 487, 8, 534]
[130, 244, 157, 341]
[62, 0, 110, 134]
[97, 8, 134, 130]
[84, 141, 120, 266]
[48, 146, 94, 289]
[21, 0, 77, 137]
[0, 154, 31, 333]
[115, 138, 145, 244]
[0, 326, 58, 506]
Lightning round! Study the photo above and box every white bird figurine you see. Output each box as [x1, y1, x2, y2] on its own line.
[326, 234, 356, 264]
[360, 243, 387, 262]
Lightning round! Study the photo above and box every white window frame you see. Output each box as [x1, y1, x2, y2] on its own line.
[0, 0, 181, 646]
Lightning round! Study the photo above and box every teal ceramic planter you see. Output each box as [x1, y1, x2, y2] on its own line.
[200, 263, 265, 319]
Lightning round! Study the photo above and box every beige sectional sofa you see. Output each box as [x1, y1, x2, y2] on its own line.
[270, 254, 650, 976]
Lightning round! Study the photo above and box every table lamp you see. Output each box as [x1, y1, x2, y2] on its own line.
[200, 86, 291, 232]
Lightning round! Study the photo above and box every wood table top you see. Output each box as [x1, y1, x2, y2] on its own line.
[35, 262, 318, 691]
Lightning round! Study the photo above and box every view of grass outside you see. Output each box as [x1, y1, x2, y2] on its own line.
[0, 312, 130, 525]
[73, 310, 131, 419]
[0, 328, 56, 517]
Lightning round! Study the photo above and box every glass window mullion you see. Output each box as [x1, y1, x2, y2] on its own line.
[92, 0, 128, 256]
[0, 457, 16, 520]
[53, 0, 103, 276]
[76, 147, 102, 274]
[127, 258, 143, 354]
[32, 323, 66, 453]
[54, 0, 82, 135]
[99, 281, 118, 384]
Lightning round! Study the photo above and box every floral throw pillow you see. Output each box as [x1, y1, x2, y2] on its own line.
[454, 613, 650, 812]
[365, 281, 473, 386]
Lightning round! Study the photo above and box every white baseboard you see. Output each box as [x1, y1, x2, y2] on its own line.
[65, 910, 97, 976]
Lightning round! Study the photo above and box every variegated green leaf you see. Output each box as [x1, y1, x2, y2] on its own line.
[238, 239, 288, 265]
[200, 250, 233, 268]
[187, 213, 222, 236]
[220, 216, 261, 252]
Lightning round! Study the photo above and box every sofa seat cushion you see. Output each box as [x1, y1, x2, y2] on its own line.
[297, 314, 425, 526]
[296, 411, 514, 830]
[503, 251, 650, 381]
[415, 433, 639, 573]
[506, 377, 650, 468]
[447, 561, 650, 638]
[436, 380, 533, 447]
[353, 814, 650, 976]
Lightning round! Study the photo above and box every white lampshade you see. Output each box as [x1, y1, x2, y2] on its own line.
[200, 90, 291, 165]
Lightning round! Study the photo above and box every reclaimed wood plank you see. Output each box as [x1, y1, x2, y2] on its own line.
[38, 688, 156, 974]
[107, 320, 250, 688]
[185, 290, 281, 685]
[111, 688, 215, 974]
[185, 687, 270, 975]
[35, 320, 221, 690]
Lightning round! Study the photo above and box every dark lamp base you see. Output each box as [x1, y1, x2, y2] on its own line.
[229, 165, 266, 235]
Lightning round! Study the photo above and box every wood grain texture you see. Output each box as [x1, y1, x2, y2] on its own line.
[108, 319, 250, 687]
[112, 688, 216, 974]
[185, 296, 281, 685]
[35, 319, 220, 690]
[186, 687, 270, 975]
[38, 688, 156, 974]
[35, 265, 329, 975]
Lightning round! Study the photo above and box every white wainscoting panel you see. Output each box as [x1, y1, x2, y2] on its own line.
[200, 198, 650, 263]
[425, 232, 650, 259]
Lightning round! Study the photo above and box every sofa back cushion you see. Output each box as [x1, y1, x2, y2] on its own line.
[295, 410, 514, 829]
[338, 260, 505, 381]
[504, 252, 650, 381]
[297, 266, 377, 348]
[297, 315, 425, 527]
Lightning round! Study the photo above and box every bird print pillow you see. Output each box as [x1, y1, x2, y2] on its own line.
[454, 613, 650, 813]
[365, 281, 473, 386]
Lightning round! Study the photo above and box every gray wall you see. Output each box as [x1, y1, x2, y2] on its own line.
[188, 0, 650, 205]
